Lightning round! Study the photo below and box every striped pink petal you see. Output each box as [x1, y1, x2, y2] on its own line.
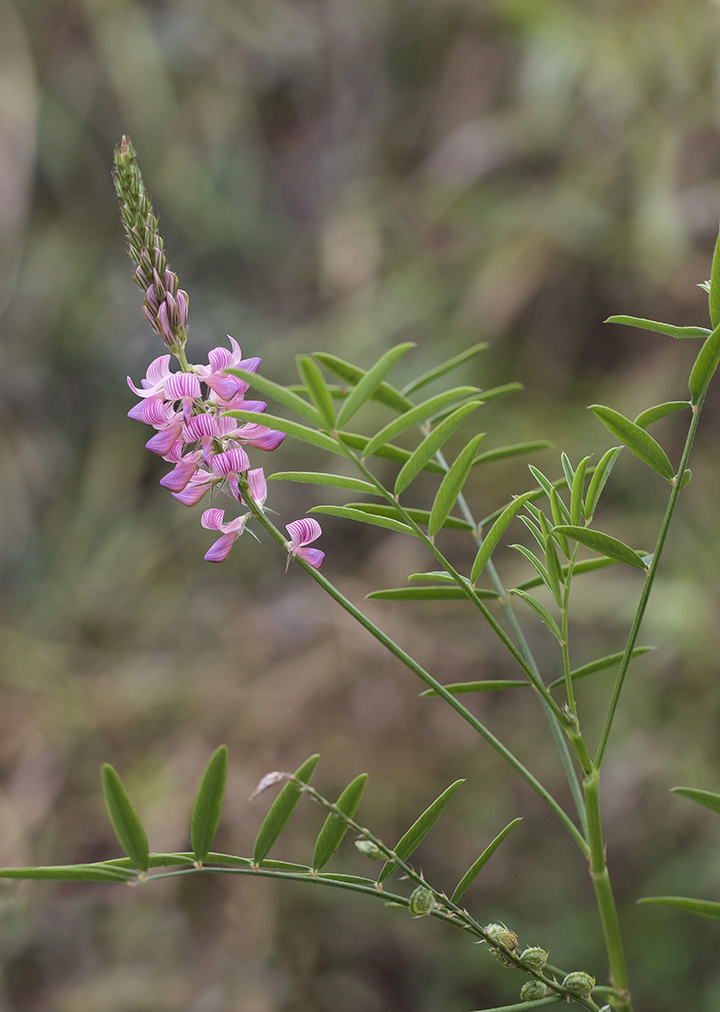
[211, 447, 250, 476]
[164, 373, 201, 400]
[127, 355, 172, 397]
[247, 467, 267, 505]
[286, 518, 322, 549]
[172, 471, 214, 506]
[159, 459, 200, 492]
[145, 417, 183, 455]
[235, 423, 286, 451]
[297, 546, 324, 569]
[204, 532, 239, 563]
[183, 413, 218, 442]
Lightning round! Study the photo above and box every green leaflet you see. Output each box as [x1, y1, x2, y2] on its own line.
[296, 355, 336, 427]
[313, 353, 413, 413]
[223, 409, 341, 453]
[513, 555, 617, 592]
[420, 680, 529, 696]
[469, 999, 562, 1011]
[688, 320, 720, 404]
[450, 818, 522, 903]
[538, 512, 563, 607]
[605, 315, 711, 340]
[363, 386, 481, 457]
[317, 873, 376, 885]
[336, 344, 416, 428]
[549, 489, 570, 558]
[472, 381, 523, 403]
[671, 786, 720, 817]
[367, 587, 498, 601]
[408, 571, 456, 583]
[394, 402, 484, 495]
[509, 589, 562, 640]
[336, 431, 444, 474]
[584, 447, 622, 522]
[471, 440, 551, 467]
[343, 502, 472, 532]
[378, 780, 464, 883]
[401, 342, 488, 396]
[101, 764, 150, 872]
[312, 774, 368, 870]
[253, 754, 320, 864]
[269, 472, 380, 495]
[0, 865, 137, 883]
[710, 231, 720, 328]
[429, 434, 486, 537]
[190, 745, 228, 864]
[310, 505, 415, 535]
[98, 854, 197, 869]
[259, 860, 313, 872]
[638, 896, 720, 921]
[589, 405, 674, 480]
[634, 401, 690, 429]
[470, 491, 536, 583]
[560, 452, 575, 490]
[479, 474, 573, 530]
[225, 367, 323, 426]
[552, 525, 647, 571]
[679, 468, 692, 490]
[527, 466, 570, 522]
[511, 545, 554, 598]
[570, 456, 590, 528]
[547, 646, 653, 689]
[519, 514, 546, 551]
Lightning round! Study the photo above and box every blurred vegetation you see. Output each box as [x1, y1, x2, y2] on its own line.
[2, 0, 720, 1008]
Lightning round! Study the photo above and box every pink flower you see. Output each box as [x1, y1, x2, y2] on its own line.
[247, 467, 267, 507]
[197, 336, 261, 402]
[145, 413, 183, 455]
[231, 421, 286, 451]
[183, 412, 219, 465]
[127, 355, 172, 399]
[159, 444, 203, 492]
[286, 518, 324, 569]
[172, 469, 214, 506]
[201, 507, 249, 563]
[211, 446, 251, 500]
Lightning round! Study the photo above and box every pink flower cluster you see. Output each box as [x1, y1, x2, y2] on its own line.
[127, 336, 324, 568]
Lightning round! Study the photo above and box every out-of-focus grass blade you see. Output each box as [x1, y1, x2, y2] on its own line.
[605, 316, 710, 339]
[314, 353, 413, 412]
[364, 387, 481, 457]
[638, 896, 720, 920]
[401, 343, 488, 396]
[0, 865, 137, 882]
[472, 381, 523, 402]
[451, 818, 522, 903]
[269, 472, 379, 495]
[253, 754, 320, 864]
[552, 525, 647, 571]
[471, 491, 536, 583]
[688, 320, 720, 404]
[429, 434, 486, 537]
[226, 367, 322, 425]
[584, 447, 622, 522]
[367, 586, 498, 601]
[336, 344, 416, 428]
[671, 786, 720, 816]
[634, 401, 690, 429]
[343, 502, 472, 531]
[420, 680, 529, 696]
[589, 405, 674, 480]
[378, 780, 464, 883]
[223, 409, 340, 452]
[570, 456, 590, 527]
[471, 440, 551, 468]
[190, 745, 228, 864]
[394, 402, 483, 495]
[337, 431, 445, 474]
[296, 355, 336, 427]
[547, 646, 652, 689]
[310, 506, 415, 535]
[101, 764, 150, 872]
[510, 589, 561, 640]
[313, 774, 368, 870]
[513, 556, 617, 592]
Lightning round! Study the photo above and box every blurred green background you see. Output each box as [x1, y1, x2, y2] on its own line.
[2, 0, 720, 1008]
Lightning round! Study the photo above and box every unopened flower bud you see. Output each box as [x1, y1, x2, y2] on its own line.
[355, 839, 383, 859]
[519, 946, 548, 970]
[164, 269, 179, 295]
[562, 971, 595, 998]
[408, 886, 436, 917]
[520, 980, 548, 1001]
[153, 267, 167, 300]
[489, 947, 515, 968]
[156, 302, 175, 346]
[484, 923, 519, 951]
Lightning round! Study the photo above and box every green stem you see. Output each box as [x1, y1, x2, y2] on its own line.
[594, 400, 702, 768]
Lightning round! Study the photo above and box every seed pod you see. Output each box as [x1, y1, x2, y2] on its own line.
[484, 922, 519, 951]
[355, 839, 383, 859]
[408, 885, 436, 917]
[520, 980, 548, 1001]
[520, 946, 548, 970]
[489, 947, 516, 968]
[562, 971, 596, 998]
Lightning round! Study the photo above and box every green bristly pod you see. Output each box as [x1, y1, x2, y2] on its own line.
[485, 922, 519, 951]
[489, 947, 516, 968]
[408, 885, 436, 917]
[355, 839, 384, 859]
[520, 980, 549, 1001]
[519, 946, 548, 970]
[562, 971, 596, 998]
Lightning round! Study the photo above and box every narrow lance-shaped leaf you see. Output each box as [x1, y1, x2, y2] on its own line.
[225, 367, 322, 426]
[336, 343, 415, 428]
[394, 401, 483, 495]
[584, 446, 622, 522]
[472, 381, 523, 403]
[634, 401, 690, 429]
[451, 818, 522, 903]
[367, 586, 498, 601]
[345, 502, 472, 531]
[0, 865, 137, 883]
[190, 745, 228, 864]
[547, 646, 653, 689]
[471, 491, 536, 583]
[710, 230, 720, 328]
[378, 780, 464, 883]
[638, 896, 720, 921]
[337, 431, 444, 473]
[552, 525, 647, 571]
[471, 440, 551, 467]
[513, 555, 617, 592]
[310, 505, 415, 536]
[511, 545, 554, 597]
[510, 589, 562, 641]
[314, 352, 414, 412]
[363, 386, 481, 458]
[269, 472, 380, 495]
[420, 680, 529, 696]
[223, 409, 341, 453]
[605, 315, 711, 340]
[589, 405, 674, 480]
[539, 512, 563, 607]
[296, 355, 335, 427]
[401, 342, 488, 396]
[688, 320, 720, 404]
[429, 434, 486, 537]
[101, 764, 150, 872]
[313, 774, 368, 870]
[560, 452, 575, 490]
[549, 488, 570, 558]
[570, 456, 590, 527]
[253, 754, 320, 864]
[671, 786, 720, 817]
[527, 465, 570, 521]
[519, 514, 546, 552]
